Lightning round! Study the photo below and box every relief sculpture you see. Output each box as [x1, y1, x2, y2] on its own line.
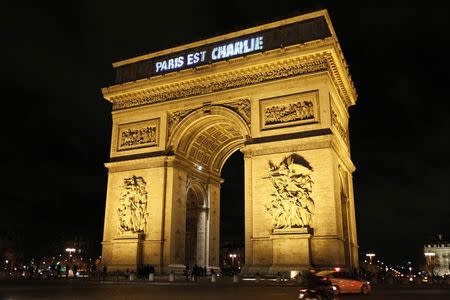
[265, 154, 315, 229]
[118, 176, 149, 234]
[265, 101, 314, 125]
[118, 124, 157, 150]
[331, 109, 348, 144]
[222, 98, 251, 125]
[168, 108, 195, 136]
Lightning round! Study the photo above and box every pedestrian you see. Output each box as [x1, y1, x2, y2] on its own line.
[56, 263, 61, 277]
[65, 264, 70, 279]
[102, 265, 107, 281]
[185, 264, 190, 281]
[73, 264, 78, 278]
[192, 264, 198, 282]
[203, 266, 207, 277]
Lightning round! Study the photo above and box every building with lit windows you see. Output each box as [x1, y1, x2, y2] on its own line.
[424, 234, 450, 276]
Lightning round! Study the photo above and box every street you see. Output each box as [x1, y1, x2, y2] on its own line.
[0, 280, 449, 300]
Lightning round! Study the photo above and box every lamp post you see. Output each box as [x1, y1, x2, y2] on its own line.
[66, 248, 76, 261]
[229, 254, 237, 267]
[366, 253, 375, 264]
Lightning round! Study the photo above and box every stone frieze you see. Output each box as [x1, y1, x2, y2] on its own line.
[264, 100, 314, 126]
[331, 109, 348, 144]
[110, 54, 331, 110]
[117, 119, 159, 151]
[260, 90, 318, 129]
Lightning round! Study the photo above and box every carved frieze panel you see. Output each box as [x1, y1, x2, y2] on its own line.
[265, 154, 315, 230]
[117, 119, 159, 151]
[110, 54, 332, 110]
[117, 175, 149, 234]
[331, 108, 348, 145]
[260, 91, 319, 130]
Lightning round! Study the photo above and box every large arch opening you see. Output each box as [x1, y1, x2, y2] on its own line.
[220, 150, 245, 272]
[169, 106, 249, 271]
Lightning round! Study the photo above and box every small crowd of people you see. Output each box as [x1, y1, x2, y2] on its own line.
[183, 264, 212, 282]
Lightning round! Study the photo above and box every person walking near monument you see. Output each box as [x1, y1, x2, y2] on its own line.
[102, 265, 107, 281]
[184, 264, 190, 281]
[192, 264, 199, 282]
[72, 264, 78, 278]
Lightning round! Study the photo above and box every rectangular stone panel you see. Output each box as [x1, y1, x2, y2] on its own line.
[259, 90, 319, 130]
[117, 119, 159, 151]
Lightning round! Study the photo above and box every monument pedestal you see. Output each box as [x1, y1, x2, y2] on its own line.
[269, 228, 312, 273]
[109, 233, 144, 271]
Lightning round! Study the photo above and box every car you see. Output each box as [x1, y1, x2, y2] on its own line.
[315, 270, 371, 295]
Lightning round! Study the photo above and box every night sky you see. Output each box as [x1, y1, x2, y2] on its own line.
[1, 1, 449, 266]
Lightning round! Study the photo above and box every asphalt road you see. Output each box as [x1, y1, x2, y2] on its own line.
[0, 280, 449, 300]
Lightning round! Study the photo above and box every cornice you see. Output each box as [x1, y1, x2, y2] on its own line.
[105, 156, 171, 173]
[103, 44, 356, 111]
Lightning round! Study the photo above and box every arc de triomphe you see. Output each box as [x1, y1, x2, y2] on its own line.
[100, 10, 359, 274]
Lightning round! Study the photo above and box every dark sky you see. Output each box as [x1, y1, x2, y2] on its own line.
[1, 1, 449, 265]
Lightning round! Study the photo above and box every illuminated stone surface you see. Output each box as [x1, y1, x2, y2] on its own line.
[100, 10, 358, 274]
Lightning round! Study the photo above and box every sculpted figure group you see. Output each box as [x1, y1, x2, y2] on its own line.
[265, 100, 314, 125]
[120, 126, 157, 148]
[266, 154, 315, 229]
[118, 176, 148, 233]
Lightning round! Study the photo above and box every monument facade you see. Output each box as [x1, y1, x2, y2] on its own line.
[100, 10, 359, 274]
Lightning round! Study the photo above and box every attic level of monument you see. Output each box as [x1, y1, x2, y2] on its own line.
[100, 9, 359, 275]
[103, 11, 356, 112]
[111, 13, 334, 83]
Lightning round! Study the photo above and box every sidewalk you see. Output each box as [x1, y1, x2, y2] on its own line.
[95, 274, 300, 286]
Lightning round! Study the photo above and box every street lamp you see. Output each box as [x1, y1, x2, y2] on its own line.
[366, 253, 375, 264]
[66, 248, 76, 260]
[229, 253, 237, 266]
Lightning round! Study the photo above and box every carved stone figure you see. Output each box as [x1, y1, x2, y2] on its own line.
[222, 98, 251, 125]
[117, 176, 149, 234]
[168, 108, 195, 136]
[266, 154, 315, 229]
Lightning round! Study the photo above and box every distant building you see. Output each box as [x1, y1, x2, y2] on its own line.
[424, 234, 450, 276]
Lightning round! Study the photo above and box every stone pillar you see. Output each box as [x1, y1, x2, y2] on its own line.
[207, 181, 221, 270]
[242, 134, 351, 273]
[101, 157, 168, 272]
[243, 152, 254, 271]
[197, 207, 208, 266]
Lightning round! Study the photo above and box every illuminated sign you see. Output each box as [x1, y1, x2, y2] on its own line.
[115, 16, 331, 83]
[154, 36, 263, 73]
